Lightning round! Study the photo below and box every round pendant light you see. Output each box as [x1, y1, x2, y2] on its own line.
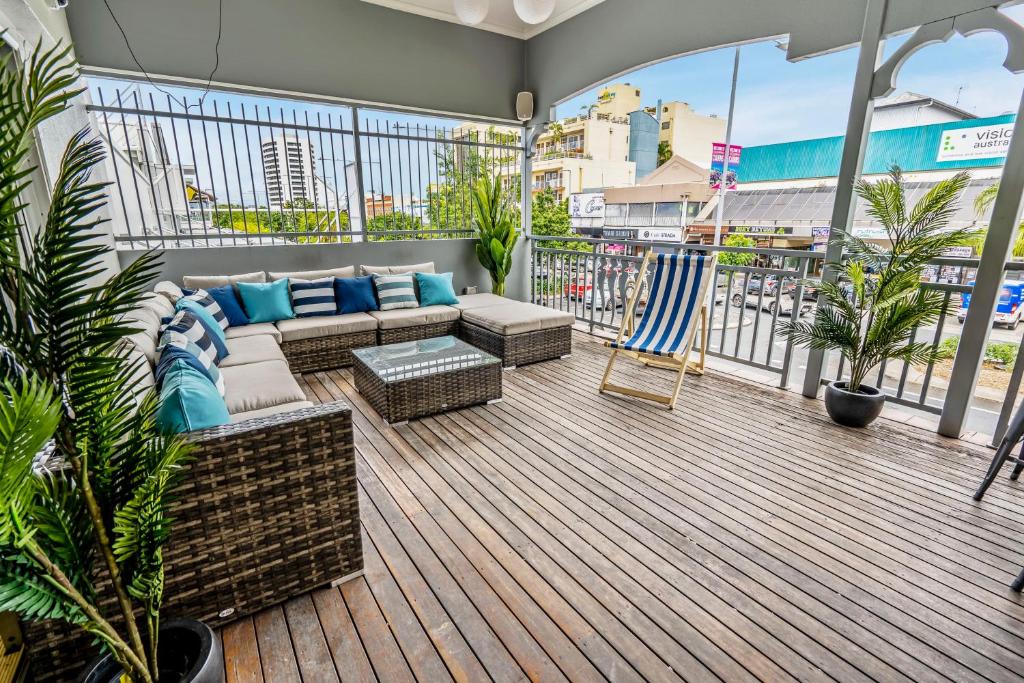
[513, 0, 555, 24]
[453, 0, 489, 25]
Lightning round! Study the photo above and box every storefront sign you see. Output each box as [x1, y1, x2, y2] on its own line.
[811, 226, 830, 252]
[942, 246, 973, 258]
[937, 123, 1013, 162]
[603, 228, 635, 240]
[710, 142, 742, 190]
[569, 192, 606, 219]
[638, 227, 683, 242]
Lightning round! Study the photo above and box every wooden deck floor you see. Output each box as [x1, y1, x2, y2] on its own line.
[221, 331, 1024, 683]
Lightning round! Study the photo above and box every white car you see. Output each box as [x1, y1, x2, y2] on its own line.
[730, 291, 813, 317]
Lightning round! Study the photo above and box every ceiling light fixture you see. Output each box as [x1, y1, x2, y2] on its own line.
[513, 0, 555, 24]
[453, 0, 489, 25]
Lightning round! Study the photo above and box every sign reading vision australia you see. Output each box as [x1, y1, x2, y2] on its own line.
[936, 123, 1013, 162]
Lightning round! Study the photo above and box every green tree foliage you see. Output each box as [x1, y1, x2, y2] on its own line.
[780, 167, 978, 392]
[365, 211, 425, 241]
[657, 141, 672, 166]
[972, 182, 1024, 258]
[531, 189, 587, 251]
[718, 234, 756, 266]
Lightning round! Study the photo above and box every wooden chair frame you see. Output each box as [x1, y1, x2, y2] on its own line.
[599, 250, 713, 410]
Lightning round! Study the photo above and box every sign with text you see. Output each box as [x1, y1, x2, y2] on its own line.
[569, 192, 606, 219]
[710, 142, 742, 190]
[937, 123, 1013, 162]
[638, 227, 683, 243]
[811, 226, 830, 252]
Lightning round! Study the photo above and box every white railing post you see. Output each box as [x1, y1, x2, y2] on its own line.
[801, 0, 888, 398]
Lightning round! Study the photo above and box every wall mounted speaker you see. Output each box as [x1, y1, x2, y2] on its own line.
[516, 91, 534, 122]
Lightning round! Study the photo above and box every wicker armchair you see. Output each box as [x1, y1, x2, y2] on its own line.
[28, 401, 361, 681]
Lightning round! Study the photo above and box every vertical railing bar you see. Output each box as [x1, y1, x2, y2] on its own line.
[209, 100, 236, 246]
[707, 262, 720, 352]
[896, 325, 917, 399]
[333, 112, 353, 240]
[130, 90, 163, 248]
[225, 101, 250, 241]
[149, 93, 181, 245]
[765, 273, 785, 367]
[779, 257, 809, 388]
[437, 127, 449, 236]
[183, 94, 212, 247]
[318, 112, 339, 241]
[749, 269, 767, 362]
[733, 270, 751, 358]
[920, 290, 951, 405]
[300, 109, 321, 242]
[162, 91, 194, 243]
[392, 122, 406, 236]
[375, 119, 390, 233]
[97, 88, 134, 243]
[719, 270, 734, 354]
[196, 99, 223, 246]
[412, 123, 421, 238]
[119, 89, 152, 248]
[253, 106, 275, 245]
[239, 103, 263, 245]
[279, 107, 299, 235]
[363, 116, 378, 240]
[588, 246, 598, 332]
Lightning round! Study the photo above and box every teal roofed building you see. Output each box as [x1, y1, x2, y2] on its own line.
[740, 113, 1017, 183]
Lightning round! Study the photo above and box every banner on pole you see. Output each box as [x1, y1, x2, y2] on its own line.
[710, 142, 742, 190]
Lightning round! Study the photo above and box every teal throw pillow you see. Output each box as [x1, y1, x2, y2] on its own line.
[415, 272, 458, 306]
[175, 298, 229, 349]
[156, 359, 230, 433]
[237, 278, 295, 323]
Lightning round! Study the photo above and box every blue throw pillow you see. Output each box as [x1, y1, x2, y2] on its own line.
[290, 277, 337, 317]
[416, 272, 458, 306]
[177, 289, 229, 331]
[335, 275, 378, 314]
[175, 299, 229, 353]
[156, 359, 230, 433]
[207, 285, 249, 327]
[237, 279, 295, 323]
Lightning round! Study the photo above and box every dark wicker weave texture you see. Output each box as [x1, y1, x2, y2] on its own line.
[354, 356, 501, 423]
[458, 321, 572, 368]
[377, 319, 459, 345]
[281, 329, 377, 372]
[29, 402, 361, 682]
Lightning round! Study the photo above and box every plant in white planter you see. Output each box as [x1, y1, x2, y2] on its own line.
[779, 167, 976, 427]
[0, 44, 219, 681]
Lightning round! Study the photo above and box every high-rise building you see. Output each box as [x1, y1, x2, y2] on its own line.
[262, 135, 318, 208]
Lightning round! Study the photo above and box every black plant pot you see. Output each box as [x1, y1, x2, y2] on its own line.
[824, 381, 885, 428]
[77, 618, 224, 683]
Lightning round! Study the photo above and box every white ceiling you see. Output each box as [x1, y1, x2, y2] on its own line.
[360, 0, 606, 39]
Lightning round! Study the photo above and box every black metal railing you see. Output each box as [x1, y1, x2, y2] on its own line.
[87, 84, 523, 248]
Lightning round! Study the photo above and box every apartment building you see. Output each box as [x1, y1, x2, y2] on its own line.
[655, 101, 727, 169]
[262, 135, 319, 208]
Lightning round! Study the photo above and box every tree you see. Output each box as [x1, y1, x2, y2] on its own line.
[657, 141, 672, 167]
[531, 189, 587, 251]
[718, 234, 756, 266]
[972, 182, 1024, 258]
[282, 198, 315, 210]
[365, 211, 424, 241]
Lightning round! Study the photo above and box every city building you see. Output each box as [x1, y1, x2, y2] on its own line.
[871, 90, 977, 131]
[531, 111, 636, 198]
[593, 82, 642, 119]
[655, 101, 727, 169]
[261, 135, 319, 208]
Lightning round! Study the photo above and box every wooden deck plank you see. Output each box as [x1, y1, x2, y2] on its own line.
[224, 331, 1024, 683]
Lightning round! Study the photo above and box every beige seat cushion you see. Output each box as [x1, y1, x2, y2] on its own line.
[221, 360, 306, 415]
[220, 334, 286, 368]
[225, 323, 282, 344]
[368, 305, 459, 330]
[182, 271, 266, 290]
[453, 293, 512, 311]
[461, 302, 575, 335]
[275, 313, 377, 342]
[230, 401, 314, 424]
[360, 262, 435, 276]
[268, 266, 355, 281]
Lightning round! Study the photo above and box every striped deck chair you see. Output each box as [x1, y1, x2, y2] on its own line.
[599, 250, 715, 410]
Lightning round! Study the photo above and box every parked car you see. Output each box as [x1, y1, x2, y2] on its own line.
[585, 280, 648, 315]
[959, 280, 1024, 329]
[746, 274, 779, 296]
[784, 278, 820, 301]
[730, 290, 814, 317]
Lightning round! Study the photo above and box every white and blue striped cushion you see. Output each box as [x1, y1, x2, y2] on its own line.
[373, 273, 419, 311]
[180, 289, 229, 330]
[289, 277, 337, 317]
[609, 254, 712, 357]
[157, 311, 225, 396]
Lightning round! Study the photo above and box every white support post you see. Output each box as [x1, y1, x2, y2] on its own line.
[508, 125, 538, 302]
[801, 0, 889, 398]
[939, 88, 1024, 436]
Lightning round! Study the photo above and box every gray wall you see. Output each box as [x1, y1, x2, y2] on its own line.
[118, 238, 503, 295]
[66, 0, 524, 121]
[524, 0, 1009, 121]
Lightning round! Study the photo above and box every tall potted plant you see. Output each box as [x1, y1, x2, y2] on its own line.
[472, 172, 518, 296]
[0, 44, 220, 681]
[780, 167, 976, 427]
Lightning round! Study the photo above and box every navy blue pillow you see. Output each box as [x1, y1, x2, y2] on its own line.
[335, 276, 378, 314]
[205, 285, 249, 327]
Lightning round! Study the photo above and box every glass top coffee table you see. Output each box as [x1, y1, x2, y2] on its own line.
[351, 336, 502, 424]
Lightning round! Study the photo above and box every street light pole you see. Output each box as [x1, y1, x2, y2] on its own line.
[712, 46, 741, 247]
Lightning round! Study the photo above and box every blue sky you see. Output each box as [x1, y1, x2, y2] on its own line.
[556, 5, 1024, 146]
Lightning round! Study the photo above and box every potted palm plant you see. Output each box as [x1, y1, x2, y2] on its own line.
[472, 172, 518, 296]
[779, 167, 976, 428]
[0, 44, 221, 681]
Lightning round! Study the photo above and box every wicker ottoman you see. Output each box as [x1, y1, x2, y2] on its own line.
[352, 335, 502, 423]
[458, 302, 574, 367]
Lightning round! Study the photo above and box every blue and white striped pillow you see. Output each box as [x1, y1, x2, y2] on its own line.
[289, 277, 337, 317]
[373, 273, 419, 311]
[159, 309, 228, 365]
[157, 312, 226, 399]
[179, 289, 229, 331]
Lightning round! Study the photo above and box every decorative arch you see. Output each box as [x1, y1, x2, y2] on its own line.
[872, 7, 1024, 99]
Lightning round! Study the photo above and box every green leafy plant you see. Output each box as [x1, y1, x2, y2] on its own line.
[718, 234, 756, 266]
[471, 172, 518, 296]
[780, 167, 977, 392]
[0, 42, 189, 682]
[972, 182, 1024, 258]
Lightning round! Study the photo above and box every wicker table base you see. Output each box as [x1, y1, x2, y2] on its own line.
[352, 337, 502, 423]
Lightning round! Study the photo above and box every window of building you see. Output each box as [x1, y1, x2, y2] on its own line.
[627, 202, 654, 226]
[661, 121, 671, 130]
[605, 203, 626, 226]
[655, 202, 683, 226]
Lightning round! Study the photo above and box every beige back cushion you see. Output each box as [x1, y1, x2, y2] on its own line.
[122, 296, 169, 365]
[360, 262, 435, 276]
[268, 265, 355, 281]
[153, 280, 183, 305]
[182, 271, 266, 290]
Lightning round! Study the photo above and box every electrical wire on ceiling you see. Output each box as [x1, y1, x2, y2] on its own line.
[101, 0, 223, 111]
